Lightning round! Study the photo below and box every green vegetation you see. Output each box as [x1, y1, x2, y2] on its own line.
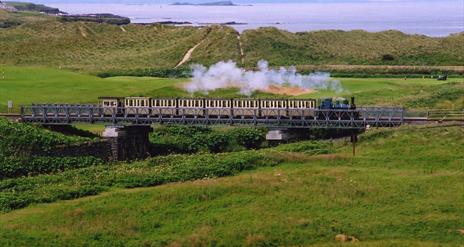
[151, 126, 268, 154]
[0, 150, 284, 211]
[0, 66, 186, 112]
[0, 118, 87, 156]
[4, 1, 61, 14]
[0, 118, 102, 179]
[0, 9, 463, 74]
[0, 125, 462, 245]
[242, 28, 464, 67]
[0, 4, 463, 246]
[2, 66, 462, 112]
[60, 14, 130, 25]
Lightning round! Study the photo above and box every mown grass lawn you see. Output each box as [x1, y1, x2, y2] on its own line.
[0, 66, 186, 112]
[1, 66, 463, 112]
[0, 125, 462, 246]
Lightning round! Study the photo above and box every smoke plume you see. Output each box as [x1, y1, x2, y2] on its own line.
[185, 60, 343, 95]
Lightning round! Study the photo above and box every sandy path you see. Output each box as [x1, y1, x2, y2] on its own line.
[237, 33, 245, 65]
[175, 39, 206, 69]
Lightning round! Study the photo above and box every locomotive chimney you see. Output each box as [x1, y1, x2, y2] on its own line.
[351, 97, 356, 109]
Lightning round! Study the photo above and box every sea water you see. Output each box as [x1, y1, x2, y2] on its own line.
[50, 1, 464, 37]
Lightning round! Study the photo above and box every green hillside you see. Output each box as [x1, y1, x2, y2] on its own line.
[0, 125, 462, 246]
[1, 10, 464, 75]
[241, 28, 464, 67]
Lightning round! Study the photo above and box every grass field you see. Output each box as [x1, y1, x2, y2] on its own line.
[0, 66, 186, 111]
[1, 6, 463, 246]
[1, 66, 463, 112]
[0, 125, 462, 246]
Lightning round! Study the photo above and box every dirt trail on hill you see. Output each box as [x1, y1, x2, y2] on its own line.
[175, 28, 212, 69]
[237, 33, 245, 65]
[174, 40, 205, 68]
[78, 25, 87, 38]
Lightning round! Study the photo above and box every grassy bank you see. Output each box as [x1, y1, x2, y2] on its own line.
[0, 125, 462, 246]
[1, 9, 464, 73]
[1, 66, 463, 112]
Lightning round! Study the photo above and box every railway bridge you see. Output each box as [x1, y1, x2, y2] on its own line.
[18, 104, 406, 160]
[20, 105, 405, 128]
[16, 105, 464, 160]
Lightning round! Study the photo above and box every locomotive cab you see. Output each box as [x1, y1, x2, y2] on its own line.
[333, 98, 350, 110]
[319, 98, 333, 109]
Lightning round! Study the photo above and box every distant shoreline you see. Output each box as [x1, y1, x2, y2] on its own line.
[40, 2, 464, 37]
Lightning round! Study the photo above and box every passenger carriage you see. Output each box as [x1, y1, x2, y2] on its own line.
[260, 99, 288, 117]
[232, 99, 260, 117]
[124, 97, 151, 115]
[151, 98, 177, 116]
[204, 98, 232, 117]
[288, 99, 316, 117]
[99, 97, 123, 116]
[98, 96, 320, 119]
[178, 98, 204, 116]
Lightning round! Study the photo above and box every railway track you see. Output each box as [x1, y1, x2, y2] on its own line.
[0, 113, 20, 120]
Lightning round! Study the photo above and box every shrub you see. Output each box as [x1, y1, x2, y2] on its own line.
[150, 126, 267, 154]
[0, 149, 283, 211]
[231, 128, 267, 149]
[0, 156, 102, 179]
[0, 119, 88, 156]
[382, 54, 395, 61]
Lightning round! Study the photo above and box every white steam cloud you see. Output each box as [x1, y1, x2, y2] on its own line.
[185, 60, 343, 95]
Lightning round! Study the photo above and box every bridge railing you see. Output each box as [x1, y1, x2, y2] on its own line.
[426, 110, 464, 120]
[403, 109, 464, 121]
[20, 104, 405, 129]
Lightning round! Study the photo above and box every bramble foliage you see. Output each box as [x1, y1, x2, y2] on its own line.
[0, 119, 88, 156]
[231, 127, 267, 149]
[0, 156, 102, 179]
[0, 119, 100, 179]
[97, 68, 192, 78]
[150, 126, 267, 154]
[0, 150, 281, 211]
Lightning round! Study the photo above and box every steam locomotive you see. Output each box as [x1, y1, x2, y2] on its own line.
[98, 96, 357, 119]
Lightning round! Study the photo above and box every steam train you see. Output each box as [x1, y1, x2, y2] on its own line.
[98, 96, 357, 119]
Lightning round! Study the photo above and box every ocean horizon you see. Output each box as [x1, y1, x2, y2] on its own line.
[48, 1, 463, 37]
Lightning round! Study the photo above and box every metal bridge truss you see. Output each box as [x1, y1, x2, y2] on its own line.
[20, 105, 404, 129]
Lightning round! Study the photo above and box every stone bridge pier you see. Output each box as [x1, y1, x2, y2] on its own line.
[102, 125, 153, 161]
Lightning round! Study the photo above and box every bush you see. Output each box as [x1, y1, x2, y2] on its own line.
[0, 119, 88, 156]
[382, 54, 395, 61]
[150, 126, 267, 154]
[0, 150, 283, 211]
[0, 156, 103, 179]
[97, 68, 192, 78]
[231, 128, 267, 149]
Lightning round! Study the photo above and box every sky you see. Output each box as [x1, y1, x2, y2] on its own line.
[8, 0, 452, 3]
